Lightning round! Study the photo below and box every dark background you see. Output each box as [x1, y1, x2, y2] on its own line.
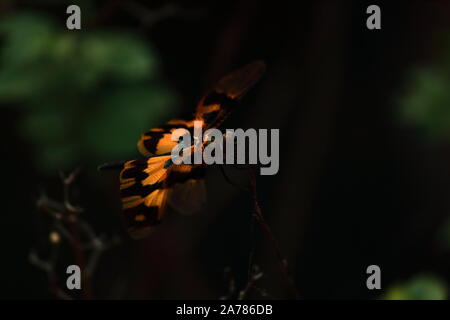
[1, 0, 449, 299]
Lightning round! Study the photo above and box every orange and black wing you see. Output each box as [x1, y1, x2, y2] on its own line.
[119, 155, 172, 238]
[196, 60, 266, 129]
[137, 119, 195, 157]
[119, 61, 265, 238]
[119, 155, 206, 238]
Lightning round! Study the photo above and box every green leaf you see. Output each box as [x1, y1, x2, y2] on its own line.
[0, 65, 46, 100]
[0, 11, 178, 173]
[0, 12, 56, 67]
[80, 33, 159, 82]
[384, 274, 447, 300]
[83, 85, 178, 159]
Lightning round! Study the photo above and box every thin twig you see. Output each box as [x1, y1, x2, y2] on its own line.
[60, 168, 82, 214]
[248, 168, 300, 298]
[29, 246, 73, 300]
[59, 169, 92, 300]
[219, 267, 236, 300]
[220, 265, 266, 300]
[31, 168, 120, 300]
[247, 208, 256, 281]
[97, 161, 126, 171]
[238, 266, 263, 300]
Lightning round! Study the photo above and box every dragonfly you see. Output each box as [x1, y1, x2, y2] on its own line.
[101, 61, 265, 239]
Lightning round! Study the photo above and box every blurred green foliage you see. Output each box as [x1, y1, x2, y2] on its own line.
[0, 11, 178, 172]
[383, 274, 447, 300]
[400, 38, 450, 141]
[399, 39, 450, 300]
[400, 69, 450, 140]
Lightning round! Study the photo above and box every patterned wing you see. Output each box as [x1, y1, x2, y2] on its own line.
[137, 119, 195, 157]
[119, 155, 206, 237]
[166, 164, 206, 215]
[119, 155, 172, 238]
[196, 60, 266, 129]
